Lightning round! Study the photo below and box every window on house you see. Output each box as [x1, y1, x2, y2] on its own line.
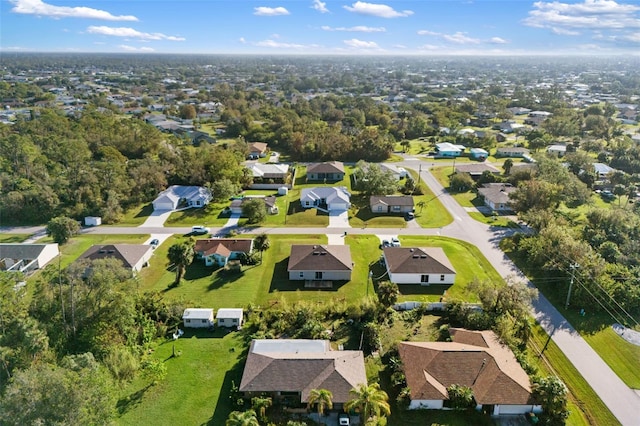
[299, 272, 304, 278]
[232, 319, 238, 323]
[421, 274, 429, 283]
[186, 319, 191, 323]
[315, 271, 323, 280]
[440, 275, 445, 281]
[377, 206, 383, 212]
[201, 319, 207, 323]
[392, 205, 400, 211]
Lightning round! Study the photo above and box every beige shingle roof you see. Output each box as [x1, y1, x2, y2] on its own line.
[383, 247, 455, 275]
[287, 245, 352, 272]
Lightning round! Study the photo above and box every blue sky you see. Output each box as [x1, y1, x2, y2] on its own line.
[2, 0, 640, 55]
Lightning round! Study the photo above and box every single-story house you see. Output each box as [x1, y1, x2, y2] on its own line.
[287, 245, 353, 282]
[454, 163, 501, 178]
[77, 244, 153, 273]
[546, 144, 567, 157]
[435, 142, 463, 157]
[507, 107, 532, 116]
[300, 186, 350, 211]
[0, 243, 59, 273]
[248, 142, 268, 157]
[379, 163, 409, 180]
[383, 247, 456, 285]
[246, 163, 290, 181]
[477, 183, 517, 212]
[469, 148, 489, 161]
[194, 238, 253, 267]
[239, 339, 367, 409]
[306, 161, 345, 181]
[398, 328, 541, 416]
[370, 195, 414, 214]
[152, 185, 212, 211]
[494, 121, 525, 134]
[496, 147, 530, 158]
[216, 308, 243, 328]
[593, 163, 616, 179]
[230, 196, 278, 215]
[182, 308, 214, 328]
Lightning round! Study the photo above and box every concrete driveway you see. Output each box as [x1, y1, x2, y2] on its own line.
[328, 210, 350, 228]
[139, 209, 173, 227]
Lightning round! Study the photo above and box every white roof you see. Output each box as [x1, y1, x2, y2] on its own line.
[216, 308, 243, 319]
[182, 308, 214, 319]
[155, 185, 211, 204]
[436, 142, 462, 152]
[247, 163, 289, 177]
[301, 186, 351, 204]
[251, 339, 330, 354]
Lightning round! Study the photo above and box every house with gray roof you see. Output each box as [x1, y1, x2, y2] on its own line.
[77, 244, 153, 273]
[0, 243, 59, 273]
[306, 161, 345, 181]
[152, 185, 212, 211]
[288, 245, 353, 282]
[239, 339, 367, 409]
[370, 195, 414, 214]
[477, 183, 517, 212]
[383, 247, 456, 285]
[300, 187, 350, 212]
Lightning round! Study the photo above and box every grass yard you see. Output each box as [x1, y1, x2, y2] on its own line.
[348, 194, 407, 229]
[406, 169, 453, 228]
[117, 329, 246, 426]
[119, 203, 154, 226]
[45, 234, 149, 269]
[528, 323, 620, 426]
[385, 236, 504, 303]
[0, 234, 30, 243]
[165, 201, 231, 227]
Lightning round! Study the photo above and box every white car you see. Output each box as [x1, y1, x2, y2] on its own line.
[390, 237, 401, 247]
[191, 226, 210, 235]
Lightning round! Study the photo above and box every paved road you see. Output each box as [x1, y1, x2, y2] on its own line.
[2, 159, 639, 425]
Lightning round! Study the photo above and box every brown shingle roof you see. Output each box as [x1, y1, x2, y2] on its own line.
[370, 195, 414, 207]
[287, 245, 352, 272]
[194, 239, 253, 257]
[78, 244, 152, 269]
[383, 247, 455, 275]
[398, 329, 533, 405]
[455, 163, 501, 175]
[240, 339, 367, 403]
[307, 161, 345, 174]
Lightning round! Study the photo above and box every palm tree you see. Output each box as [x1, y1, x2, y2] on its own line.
[167, 240, 194, 285]
[345, 383, 390, 423]
[251, 396, 272, 421]
[307, 388, 333, 420]
[253, 233, 270, 262]
[416, 200, 426, 213]
[226, 409, 260, 426]
[503, 158, 514, 176]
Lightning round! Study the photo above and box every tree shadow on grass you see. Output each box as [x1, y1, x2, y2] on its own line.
[206, 359, 246, 426]
[116, 384, 152, 416]
[268, 258, 348, 292]
[134, 204, 154, 218]
[184, 262, 214, 280]
[208, 269, 246, 291]
[396, 284, 452, 298]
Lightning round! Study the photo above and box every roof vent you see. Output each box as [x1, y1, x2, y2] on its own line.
[99, 250, 106, 253]
[108, 250, 115, 253]
[412, 255, 419, 258]
[313, 252, 319, 255]
[320, 252, 326, 255]
[409, 248, 414, 252]
[420, 255, 427, 259]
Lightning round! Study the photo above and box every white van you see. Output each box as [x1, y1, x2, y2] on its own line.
[191, 226, 210, 235]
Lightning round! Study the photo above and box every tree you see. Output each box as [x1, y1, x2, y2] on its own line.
[345, 383, 391, 423]
[503, 158, 514, 175]
[214, 178, 241, 202]
[179, 104, 197, 120]
[251, 396, 272, 421]
[253, 233, 270, 262]
[242, 198, 267, 224]
[449, 172, 474, 192]
[46, 216, 80, 245]
[509, 179, 562, 213]
[226, 410, 260, 426]
[307, 388, 333, 419]
[377, 281, 399, 308]
[532, 376, 570, 425]
[416, 200, 426, 213]
[167, 240, 195, 285]
[446, 384, 475, 409]
[353, 161, 397, 196]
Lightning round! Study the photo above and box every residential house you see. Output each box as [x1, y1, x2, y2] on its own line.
[0, 243, 59, 273]
[454, 163, 501, 178]
[287, 245, 353, 282]
[306, 161, 345, 182]
[477, 183, 516, 212]
[507, 107, 532, 116]
[493, 121, 525, 134]
[435, 142, 463, 157]
[382, 247, 456, 285]
[398, 328, 541, 416]
[216, 308, 243, 328]
[593, 163, 616, 179]
[379, 163, 409, 180]
[524, 111, 552, 127]
[77, 244, 153, 273]
[370, 195, 414, 214]
[194, 238, 253, 267]
[248, 142, 268, 157]
[496, 147, 530, 158]
[300, 187, 351, 211]
[182, 308, 214, 328]
[469, 148, 489, 161]
[230, 196, 278, 215]
[152, 185, 212, 211]
[546, 144, 567, 157]
[246, 163, 290, 183]
[239, 339, 367, 410]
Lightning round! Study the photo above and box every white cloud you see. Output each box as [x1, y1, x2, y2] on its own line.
[524, 0, 640, 29]
[321, 25, 386, 32]
[119, 45, 155, 52]
[239, 37, 246, 44]
[254, 6, 290, 16]
[417, 30, 441, 36]
[343, 38, 379, 48]
[621, 32, 640, 42]
[10, 0, 138, 21]
[87, 26, 185, 41]
[312, 0, 329, 13]
[255, 39, 305, 48]
[343, 2, 413, 18]
[489, 37, 508, 44]
[392, 44, 407, 49]
[443, 32, 481, 44]
[552, 27, 581, 35]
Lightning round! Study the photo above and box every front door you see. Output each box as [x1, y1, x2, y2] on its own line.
[315, 271, 323, 280]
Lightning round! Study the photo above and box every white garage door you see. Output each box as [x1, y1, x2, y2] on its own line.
[330, 204, 348, 211]
[153, 202, 174, 211]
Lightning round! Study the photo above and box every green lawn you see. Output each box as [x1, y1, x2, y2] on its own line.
[0, 234, 30, 243]
[119, 203, 154, 226]
[528, 323, 620, 426]
[165, 201, 231, 227]
[117, 330, 246, 426]
[407, 169, 453, 228]
[348, 194, 407, 229]
[388, 236, 504, 303]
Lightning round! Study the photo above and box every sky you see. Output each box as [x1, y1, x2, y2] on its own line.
[1, 0, 640, 55]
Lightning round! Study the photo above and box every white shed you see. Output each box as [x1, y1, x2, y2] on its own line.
[182, 308, 214, 328]
[216, 308, 243, 328]
[278, 187, 288, 196]
[84, 216, 102, 226]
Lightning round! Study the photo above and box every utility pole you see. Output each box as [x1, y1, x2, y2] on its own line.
[417, 164, 422, 186]
[565, 263, 579, 309]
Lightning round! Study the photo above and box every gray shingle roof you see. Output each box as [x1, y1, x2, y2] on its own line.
[287, 245, 353, 272]
[383, 247, 455, 274]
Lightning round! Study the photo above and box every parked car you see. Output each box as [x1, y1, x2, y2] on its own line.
[149, 239, 160, 248]
[380, 240, 391, 249]
[191, 226, 210, 235]
[339, 413, 350, 426]
[391, 237, 401, 247]
[404, 211, 415, 221]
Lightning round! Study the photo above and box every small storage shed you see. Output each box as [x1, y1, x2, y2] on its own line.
[216, 308, 244, 328]
[182, 308, 214, 328]
[84, 216, 102, 226]
[278, 187, 288, 196]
